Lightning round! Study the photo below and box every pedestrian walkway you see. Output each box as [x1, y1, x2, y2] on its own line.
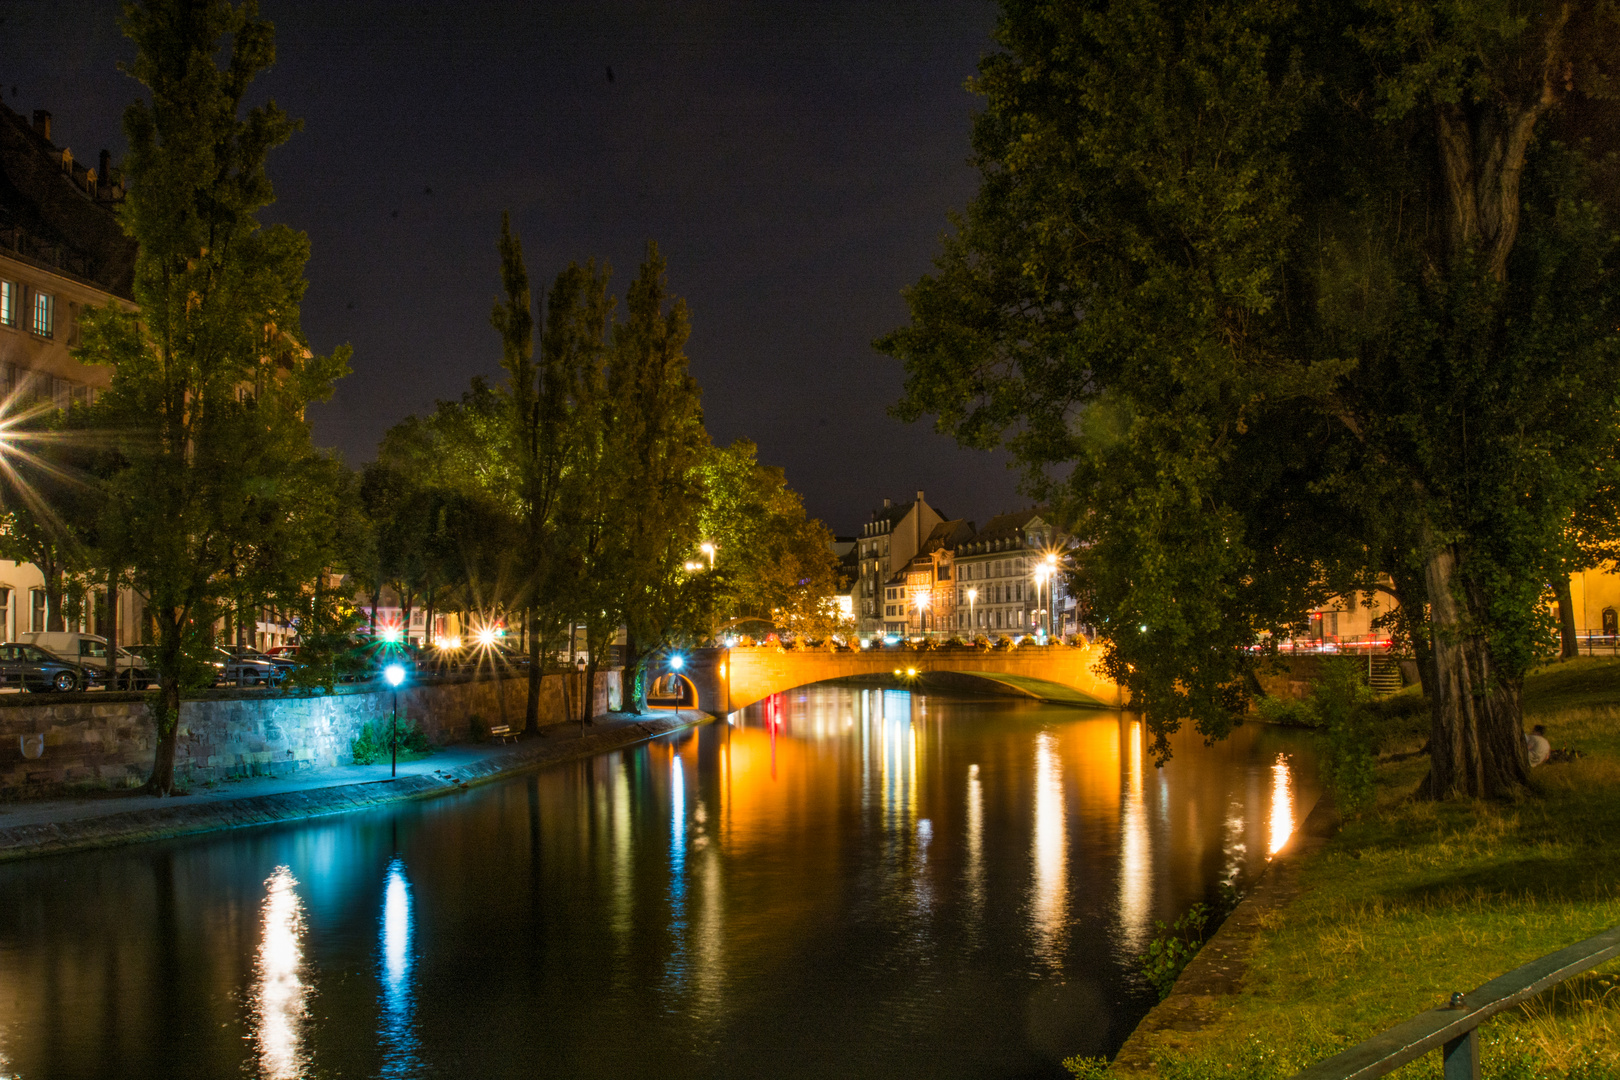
[0, 710, 705, 862]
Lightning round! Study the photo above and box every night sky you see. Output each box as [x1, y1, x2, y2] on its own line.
[3, 0, 1024, 532]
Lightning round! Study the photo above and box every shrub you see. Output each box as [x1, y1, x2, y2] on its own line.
[1061, 1056, 1109, 1079]
[350, 716, 433, 765]
[1313, 659, 1378, 814]
[1255, 692, 1318, 726]
[1140, 903, 1212, 1001]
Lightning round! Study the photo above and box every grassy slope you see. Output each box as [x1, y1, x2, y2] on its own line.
[1144, 659, 1620, 1080]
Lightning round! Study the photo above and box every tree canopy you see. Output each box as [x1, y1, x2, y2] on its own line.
[880, 0, 1620, 796]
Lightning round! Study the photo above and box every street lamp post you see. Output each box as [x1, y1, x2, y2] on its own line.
[669, 653, 684, 718]
[1044, 553, 1059, 640]
[913, 591, 930, 638]
[385, 663, 406, 778]
[967, 588, 977, 637]
[700, 542, 716, 570]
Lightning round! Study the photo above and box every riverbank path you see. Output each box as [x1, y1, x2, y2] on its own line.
[0, 709, 702, 862]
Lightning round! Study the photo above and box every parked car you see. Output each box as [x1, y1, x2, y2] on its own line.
[16, 632, 155, 689]
[215, 646, 291, 687]
[0, 643, 103, 693]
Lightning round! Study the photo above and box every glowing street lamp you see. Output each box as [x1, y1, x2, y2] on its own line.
[966, 587, 977, 635]
[668, 653, 685, 717]
[384, 663, 406, 778]
[1033, 564, 1052, 642]
[913, 590, 930, 635]
[700, 542, 716, 569]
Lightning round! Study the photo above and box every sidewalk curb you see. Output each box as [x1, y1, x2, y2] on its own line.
[0, 713, 708, 863]
[1109, 790, 1341, 1075]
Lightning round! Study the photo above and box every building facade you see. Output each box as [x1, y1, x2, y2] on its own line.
[953, 510, 1070, 639]
[0, 103, 143, 644]
[856, 491, 943, 640]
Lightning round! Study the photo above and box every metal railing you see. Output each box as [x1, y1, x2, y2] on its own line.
[1291, 925, 1620, 1080]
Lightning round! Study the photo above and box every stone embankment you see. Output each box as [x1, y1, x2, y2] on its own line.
[1109, 792, 1340, 1075]
[0, 668, 621, 798]
[0, 710, 700, 863]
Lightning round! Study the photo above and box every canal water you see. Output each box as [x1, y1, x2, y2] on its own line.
[0, 688, 1315, 1080]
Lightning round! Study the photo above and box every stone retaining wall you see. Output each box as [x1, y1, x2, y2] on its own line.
[0, 669, 622, 798]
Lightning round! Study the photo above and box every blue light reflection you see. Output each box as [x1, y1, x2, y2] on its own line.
[378, 857, 421, 1079]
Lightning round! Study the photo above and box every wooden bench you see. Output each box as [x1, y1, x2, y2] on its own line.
[487, 724, 517, 744]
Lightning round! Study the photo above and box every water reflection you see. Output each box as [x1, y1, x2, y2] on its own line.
[253, 865, 307, 1080]
[1031, 731, 1068, 967]
[0, 690, 1319, 1080]
[1269, 754, 1295, 855]
[668, 751, 689, 988]
[966, 762, 985, 924]
[379, 858, 419, 1079]
[1118, 720, 1153, 952]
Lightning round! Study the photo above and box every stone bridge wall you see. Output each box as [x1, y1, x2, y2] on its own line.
[0, 670, 622, 799]
[681, 643, 1123, 713]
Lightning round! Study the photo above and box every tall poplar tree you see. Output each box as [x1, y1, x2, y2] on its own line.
[607, 244, 707, 713]
[80, 0, 350, 793]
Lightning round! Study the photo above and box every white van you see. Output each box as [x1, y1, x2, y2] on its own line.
[15, 633, 155, 689]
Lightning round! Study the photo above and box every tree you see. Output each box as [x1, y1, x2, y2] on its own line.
[605, 244, 708, 713]
[879, 0, 1620, 798]
[79, 0, 351, 794]
[697, 439, 842, 640]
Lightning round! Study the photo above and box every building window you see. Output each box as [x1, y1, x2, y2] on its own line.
[0, 280, 14, 328]
[31, 291, 53, 338]
[1604, 608, 1617, 639]
[30, 588, 46, 633]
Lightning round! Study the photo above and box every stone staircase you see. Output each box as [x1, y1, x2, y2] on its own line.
[1369, 656, 1405, 695]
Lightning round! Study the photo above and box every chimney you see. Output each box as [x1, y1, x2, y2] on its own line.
[32, 111, 51, 142]
[916, 490, 925, 502]
[99, 149, 111, 180]
[883, 498, 890, 509]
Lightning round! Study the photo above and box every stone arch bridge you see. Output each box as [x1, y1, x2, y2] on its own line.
[670, 644, 1123, 716]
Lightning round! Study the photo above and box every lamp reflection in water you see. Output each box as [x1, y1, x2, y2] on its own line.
[1118, 720, 1153, 952]
[253, 865, 308, 1080]
[1268, 753, 1295, 856]
[966, 763, 985, 928]
[379, 858, 421, 1079]
[1030, 730, 1068, 968]
[667, 753, 689, 986]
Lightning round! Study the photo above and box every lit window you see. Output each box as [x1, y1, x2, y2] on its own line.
[0, 280, 14, 327]
[31, 291, 53, 338]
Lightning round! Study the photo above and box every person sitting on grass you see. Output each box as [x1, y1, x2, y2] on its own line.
[1526, 724, 1551, 767]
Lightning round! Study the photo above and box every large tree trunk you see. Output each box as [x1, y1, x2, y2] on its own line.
[622, 631, 646, 715]
[105, 567, 119, 685]
[45, 564, 64, 633]
[1421, 542, 1531, 800]
[145, 610, 185, 794]
[1554, 573, 1580, 659]
[524, 607, 542, 736]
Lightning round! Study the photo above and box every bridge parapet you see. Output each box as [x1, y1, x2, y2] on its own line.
[678, 643, 1123, 715]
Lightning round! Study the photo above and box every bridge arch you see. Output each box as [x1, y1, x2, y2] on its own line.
[678, 645, 1123, 715]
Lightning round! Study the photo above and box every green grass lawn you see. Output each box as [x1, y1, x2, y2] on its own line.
[1135, 659, 1620, 1080]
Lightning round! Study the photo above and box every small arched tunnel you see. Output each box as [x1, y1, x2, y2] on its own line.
[646, 672, 698, 708]
[677, 646, 1123, 715]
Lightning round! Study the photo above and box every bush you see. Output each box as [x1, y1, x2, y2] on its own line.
[1061, 1057, 1109, 1079]
[1140, 903, 1212, 1001]
[1313, 659, 1378, 814]
[1255, 692, 1318, 726]
[350, 715, 434, 765]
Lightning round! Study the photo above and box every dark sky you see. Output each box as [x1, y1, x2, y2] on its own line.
[3, 0, 1024, 533]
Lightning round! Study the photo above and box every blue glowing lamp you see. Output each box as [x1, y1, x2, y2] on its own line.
[385, 663, 406, 688]
[668, 654, 684, 671]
